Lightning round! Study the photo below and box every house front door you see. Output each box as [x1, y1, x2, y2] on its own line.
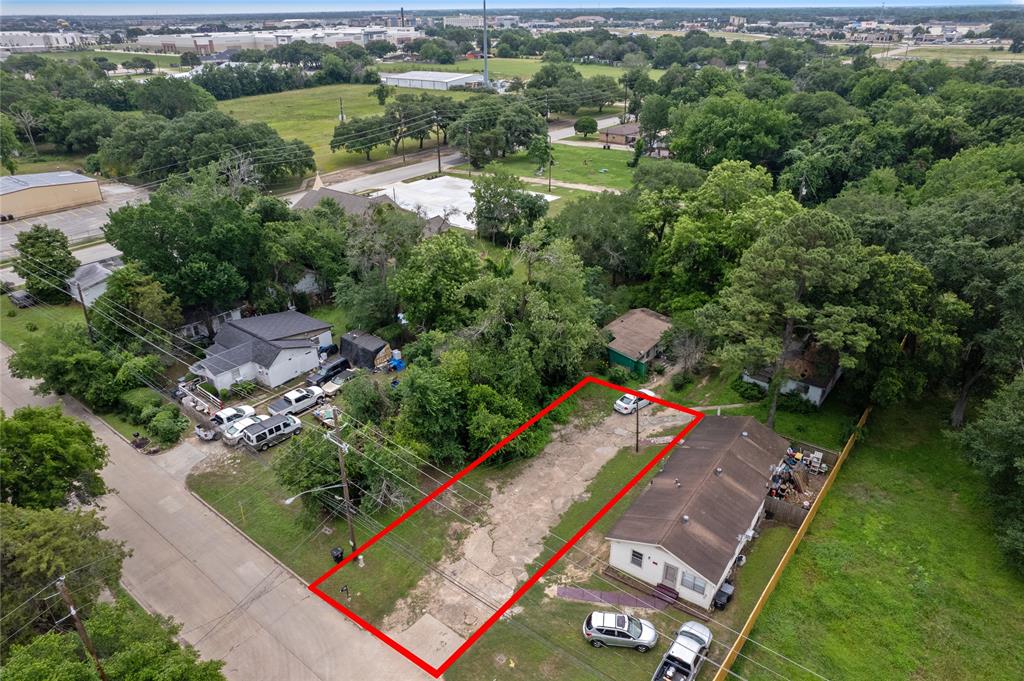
[662, 563, 679, 587]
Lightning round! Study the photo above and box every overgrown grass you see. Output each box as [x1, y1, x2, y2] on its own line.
[661, 367, 751, 409]
[732, 399, 1024, 680]
[37, 49, 185, 67]
[462, 145, 637, 191]
[217, 83, 475, 172]
[1, 150, 89, 176]
[0, 296, 82, 350]
[307, 304, 349, 337]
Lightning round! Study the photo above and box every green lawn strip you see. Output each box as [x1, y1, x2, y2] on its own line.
[187, 450, 452, 623]
[1, 150, 90, 176]
[660, 367, 752, 409]
[378, 57, 664, 82]
[462, 145, 636, 191]
[732, 399, 1024, 681]
[0, 297, 83, 350]
[217, 83, 475, 172]
[307, 304, 349, 337]
[721, 397, 860, 451]
[37, 50, 185, 67]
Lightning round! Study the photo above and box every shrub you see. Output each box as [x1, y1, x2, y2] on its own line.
[230, 380, 258, 398]
[6, 309, 15, 317]
[138, 404, 161, 425]
[219, 388, 231, 401]
[671, 371, 694, 392]
[148, 405, 189, 446]
[730, 375, 767, 401]
[24, 322, 38, 332]
[607, 365, 630, 385]
[292, 291, 311, 313]
[776, 392, 818, 414]
[374, 323, 404, 345]
[120, 387, 163, 424]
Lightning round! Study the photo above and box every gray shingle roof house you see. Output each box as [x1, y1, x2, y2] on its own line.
[189, 310, 333, 391]
[607, 415, 786, 609]
[291, 187, 399, 215]
[603, 308, 673, 378]
[67, 258, 122, 307]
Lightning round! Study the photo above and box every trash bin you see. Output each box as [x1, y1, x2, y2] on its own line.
[331, 548, 344, 564]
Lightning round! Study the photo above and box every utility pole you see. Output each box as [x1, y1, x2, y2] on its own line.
[399, 113, 406, 164]
[56, 578, 109, 681]
[76, 283, 95, 343]
[435, 114, 443, 174]
[338, 97, 345, 122]
[333, 410, 363, 567]
[482, 0, 490, 88]
[630, 399, 638, 450]
[547, 134, 553, 191]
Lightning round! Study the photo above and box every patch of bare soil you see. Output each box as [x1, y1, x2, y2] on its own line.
[382, 406, 695, 657]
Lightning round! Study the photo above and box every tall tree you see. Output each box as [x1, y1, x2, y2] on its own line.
[470, 171, 548, 245]
[12, 224, 80, 304]
[698, 209, 875, 427]
[91, 263, 184, 348]
[0, 504, 127, 654]
[132, 76, 216, 118]
[2, 598, 226, 680]
[1, 113, 21, 173]
[0, 406, 108, 509]
[391, 231, 480, 331]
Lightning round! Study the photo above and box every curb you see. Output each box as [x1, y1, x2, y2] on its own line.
[187, 490, 310, 588]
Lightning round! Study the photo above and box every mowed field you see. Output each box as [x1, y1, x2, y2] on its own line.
[873, 44, 1024, 64]
[731, 400, 1024, 680]
[36, 49, 186, 67]
[378, 57, 665, 81]
[218, 83, 477, 172]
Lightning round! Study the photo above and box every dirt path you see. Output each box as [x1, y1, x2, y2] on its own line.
[518, 175, 622, 194]
[383, 405, 694, 666]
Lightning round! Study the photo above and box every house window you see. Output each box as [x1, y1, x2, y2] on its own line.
[681, 572, 707, 595]
[630, 550, 643, 567]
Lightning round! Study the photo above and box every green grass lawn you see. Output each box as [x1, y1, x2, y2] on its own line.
[461, 145, 637, 192]
[0, 297, 83, 350]
[379, 57, 664, 82]
[899, 46, 1024, 64]
[37, 49, 185, 68]
[217, 83, 476, 172]
[188, 448, 456, 623]
[661, 367, 752, 409]
[307, 304, 349, 337]
[731, 398, 1024, 681]
[1, 149, 89, 176]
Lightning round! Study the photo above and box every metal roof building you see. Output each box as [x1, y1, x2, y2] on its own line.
[0, 172, 102, 220]
[380, 70, 485, 91]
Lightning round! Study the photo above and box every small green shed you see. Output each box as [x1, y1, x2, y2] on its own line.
[603, 308, 673, 379]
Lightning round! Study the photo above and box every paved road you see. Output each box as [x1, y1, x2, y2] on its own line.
[1, 242, 122, 287]
[0, 344, 430, 681]
[325, 152, 466, 194]
[549, 115, 621, 141]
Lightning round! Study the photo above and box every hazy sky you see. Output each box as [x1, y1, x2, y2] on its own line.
[2, 1, 1019, 18]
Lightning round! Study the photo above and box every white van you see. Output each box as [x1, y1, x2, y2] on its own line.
[241, 414, 302, 451]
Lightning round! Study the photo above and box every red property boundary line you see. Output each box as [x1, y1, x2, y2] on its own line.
[308, 376, 704, 678]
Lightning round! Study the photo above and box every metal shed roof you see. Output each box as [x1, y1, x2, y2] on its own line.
[0, 172, 96, 196]
[382, 70, 484, 82]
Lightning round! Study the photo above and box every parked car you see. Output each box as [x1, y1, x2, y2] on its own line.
[240, 414, 302, 451]
[321, 369, 358, 397]
[582, 611, 658, 652]
[614, 389, 657, 415]
[7, 290, 35, 308]
[267, 387, 324, 416]
[222, 415, 271, 446]
[319, 343, 339, 356]
[650, 622, 712, 681]
[211, 405, 256, 429]
[305, 358, 351, 387]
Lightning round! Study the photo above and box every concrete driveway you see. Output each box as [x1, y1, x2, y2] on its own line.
[0, 182, 146, 258]
[0, 344, 430, 681]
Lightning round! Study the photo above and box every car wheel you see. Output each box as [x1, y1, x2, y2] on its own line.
[589, 640, 604, 648]
[294, 426, 302, 434]
[260, 443, 268, 452]
[635, 645, 650, 653]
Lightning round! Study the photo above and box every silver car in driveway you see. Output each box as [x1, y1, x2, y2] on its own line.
[582, 611, 659, 652]
[651, 621, 713, 681]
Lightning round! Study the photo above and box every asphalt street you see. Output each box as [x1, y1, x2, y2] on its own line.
[0, 344, 430, 681]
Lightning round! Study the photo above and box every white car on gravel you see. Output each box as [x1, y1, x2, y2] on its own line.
[222, 415, 271, 446]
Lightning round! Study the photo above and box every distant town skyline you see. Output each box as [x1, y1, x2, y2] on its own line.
[2, 1, 1019, 19]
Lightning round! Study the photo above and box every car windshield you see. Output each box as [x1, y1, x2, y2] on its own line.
[680, 630, 706, 647]
[627, 617, 642, 639]
[619, 395, 635, 405]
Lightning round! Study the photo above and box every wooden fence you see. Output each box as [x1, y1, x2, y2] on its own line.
[711, 405, 873, 681]
[763, 496, 810, 528]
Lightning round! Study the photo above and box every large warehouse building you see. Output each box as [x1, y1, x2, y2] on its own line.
[133, 26, 422, 54]
[381, 70, 485, 91]
[0, 172, 103, 220]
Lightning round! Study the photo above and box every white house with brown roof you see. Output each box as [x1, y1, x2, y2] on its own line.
[606, 415, 786, 609]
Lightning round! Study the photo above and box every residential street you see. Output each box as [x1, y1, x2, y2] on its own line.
[0, 241, 122, 287]
[0, 344, 430, 681]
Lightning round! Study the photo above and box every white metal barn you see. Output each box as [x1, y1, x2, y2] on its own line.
[607, 416, 787, 610]
[380, 70, 485, 91]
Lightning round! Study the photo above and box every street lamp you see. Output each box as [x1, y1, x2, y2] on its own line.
[283, 483, 345, 505]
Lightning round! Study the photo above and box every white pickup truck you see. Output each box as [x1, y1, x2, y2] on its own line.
[267, 387, 324, 416]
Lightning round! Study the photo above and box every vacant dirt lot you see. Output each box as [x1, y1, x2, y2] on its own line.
[383, 404, 695, 667]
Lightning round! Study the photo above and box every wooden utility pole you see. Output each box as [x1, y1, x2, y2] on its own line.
[55, 579, 109, 681]
[435, 114, 442, 174]
[338, 97, 346, 122]
[547, 134, 553, 191]
[333, 411, 363, 567]
[635, 402, 640, 452]
[76, 283, 95, 343]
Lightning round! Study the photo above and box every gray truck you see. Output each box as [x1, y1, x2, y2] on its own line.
[267, 386, 325, 416]
[650, 621, 713, 681]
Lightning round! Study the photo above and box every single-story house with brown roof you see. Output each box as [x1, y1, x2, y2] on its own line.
[606, 415, 786, 609]
[600, 121, 639, 146]
[603, 308, 673, 378]
[291, 186, 399, 215]
[741, 339, 842, 407]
